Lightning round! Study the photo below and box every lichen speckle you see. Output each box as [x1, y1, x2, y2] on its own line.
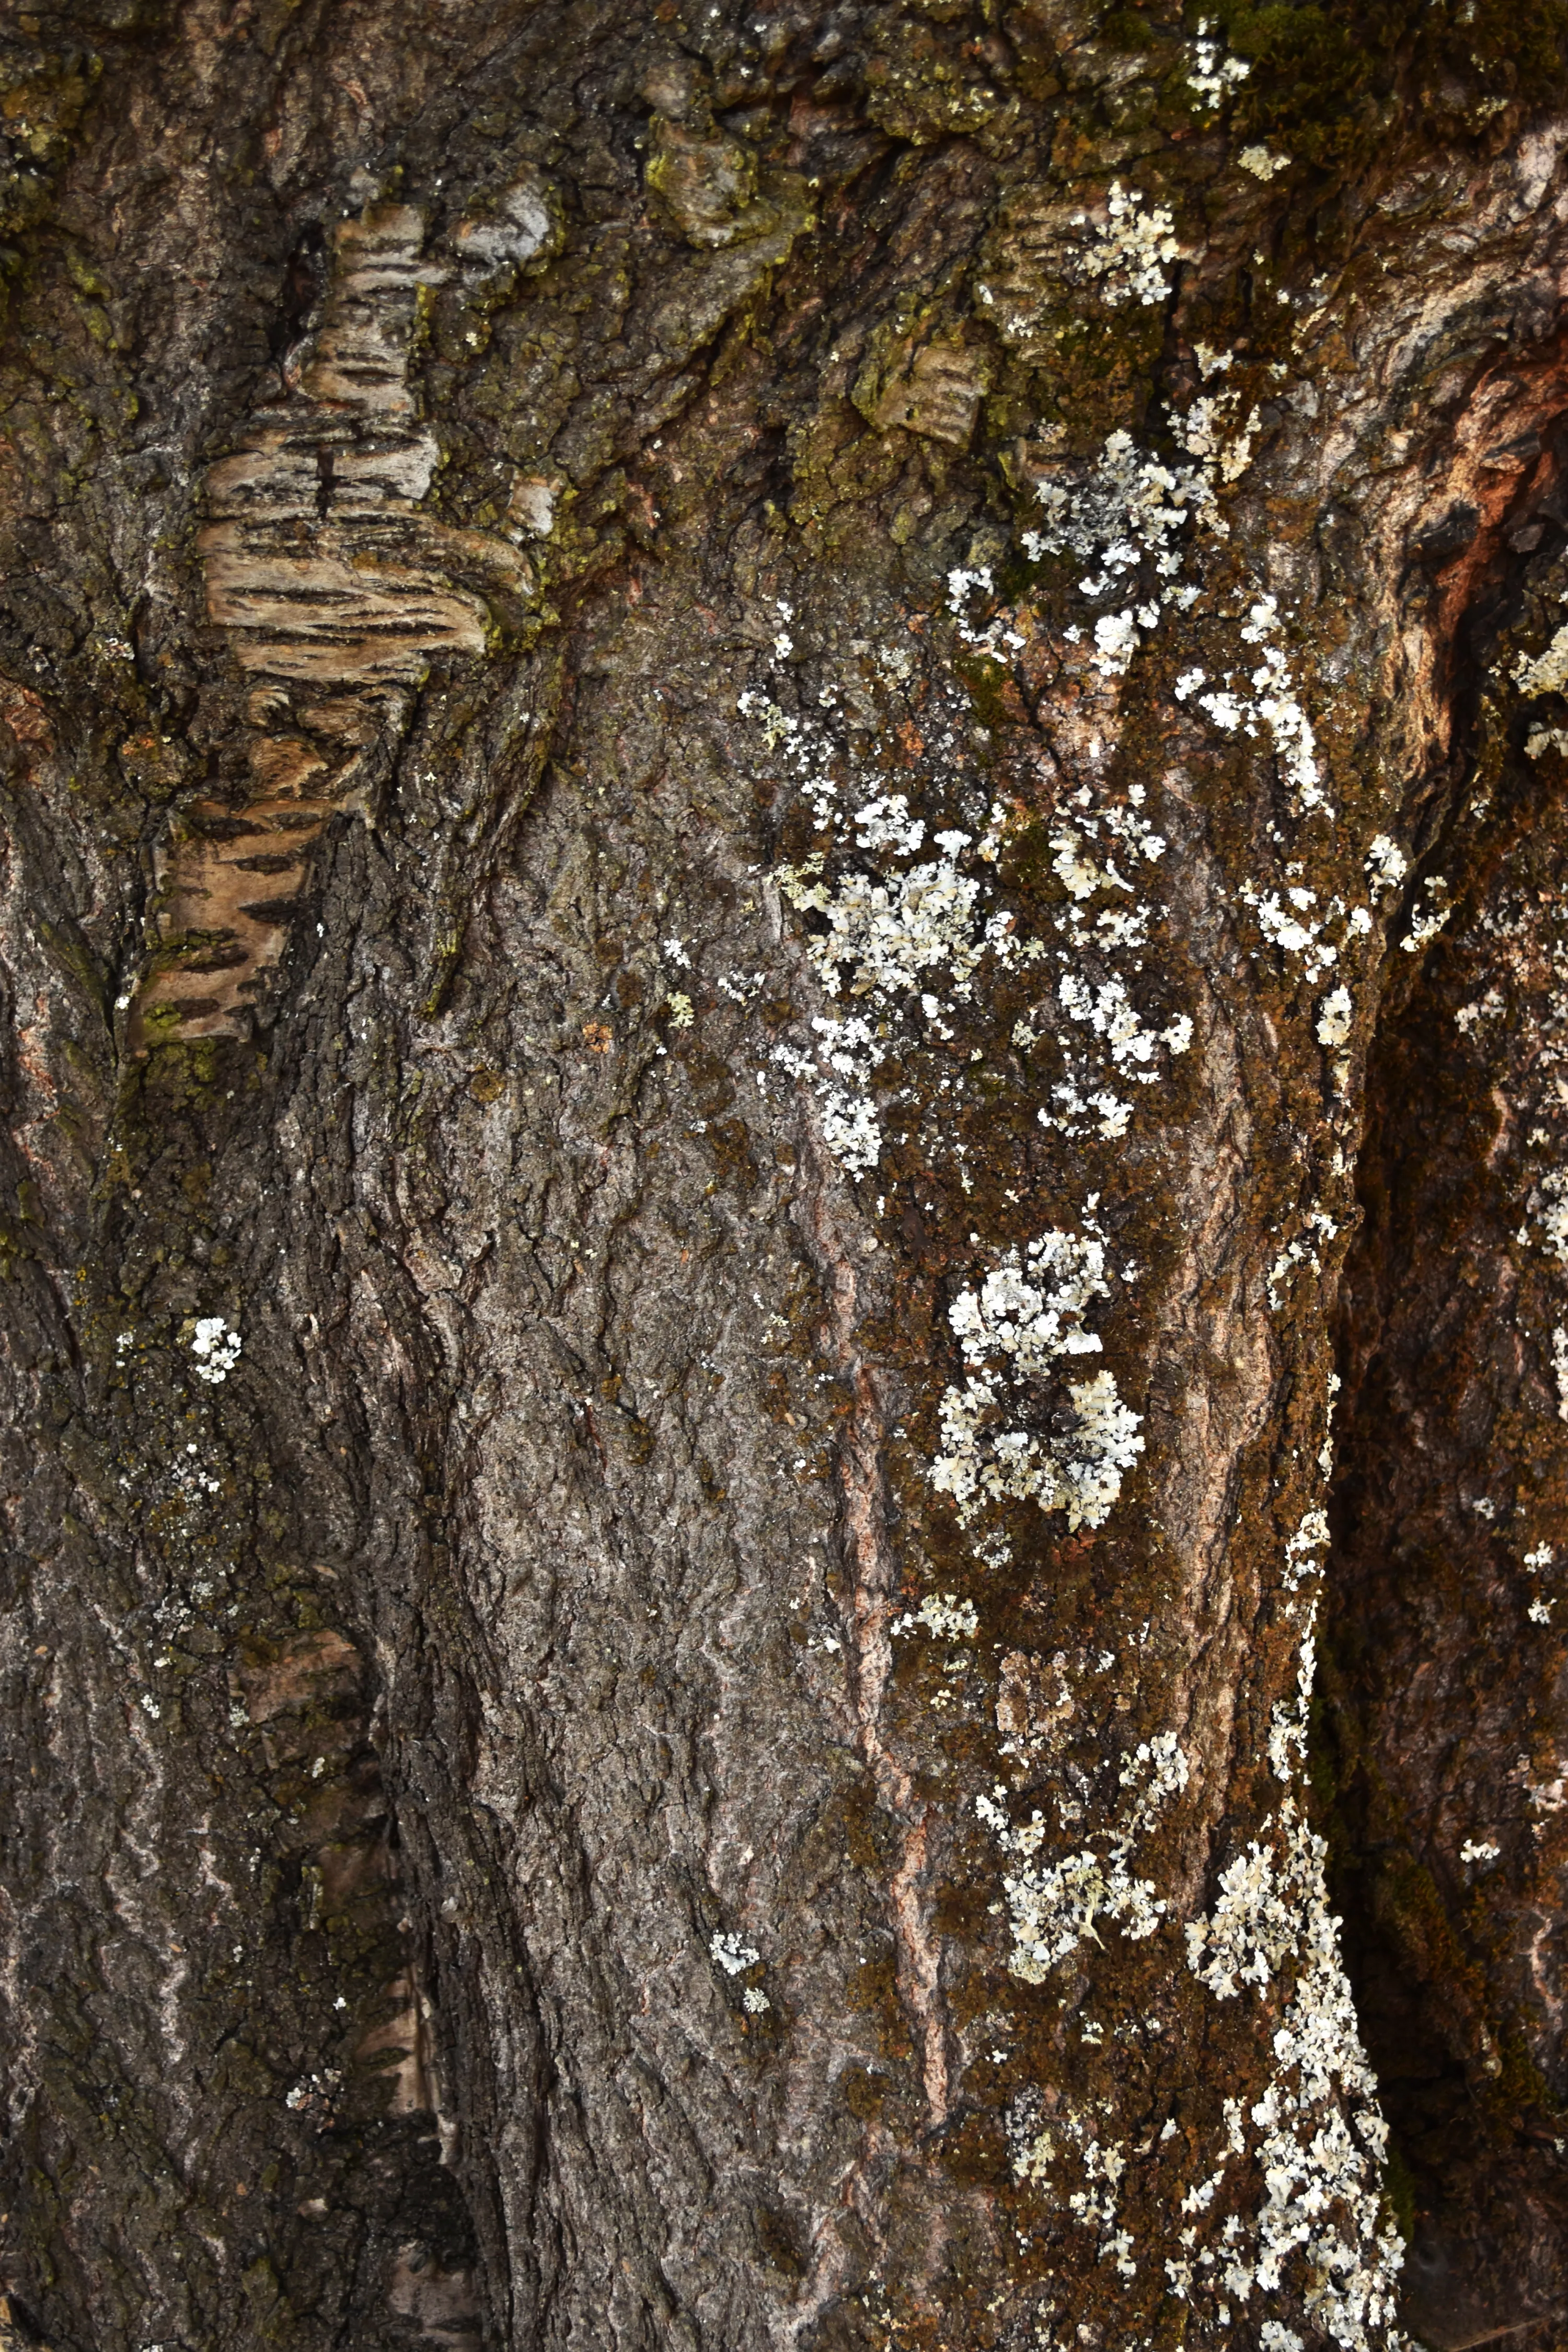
[188, 1315, 241, 1385]
[977, 1732, 1188, 1979]
[929, 1224, 1143, 1531]
[1075, 183, 1180, 311]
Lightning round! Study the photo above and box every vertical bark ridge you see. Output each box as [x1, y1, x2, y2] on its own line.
[8, 4, 1568, 2348]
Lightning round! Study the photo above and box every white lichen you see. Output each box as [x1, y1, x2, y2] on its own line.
[710, 1930, 761, 1976]
[1078, 181, 1179, 308]
[1179, 1561, 1405, 2351]
[1244, 881, 1340, 980]
[1238, 144, 1292, 179]
[1022, 420, 1236, 678]
[1267, 1602, 1318, 1785]
[1529, 1169, 1568, 1263]
[947, 565, 1027, 662]
[1180, 1803, 1404, 2345]
[749, 668, 1018, 1176]
[779, 852, 988, 1006]
[1513, 622, 1568, 699]
[1316, 986, 1354, 1047]
[1455, 986, 1504, 1033]
[893, 1592, 979, 1641]
[1187, 16, 1252, 108]
[1365, 835, 1408, 893]
[1266, 1208, 1340, 1308]
[1040, 970, 1193, 1139]
[189, 1316, 242, 1385]
[1401, 875, 1452, 954]
[979, 1733, 1188, 1979]
[929, 1223, 1144, 1529]
[1198, 598, 1327, 812]
[1019, 783, 1194, 1140]
[1283, 1508, 1331, 1593]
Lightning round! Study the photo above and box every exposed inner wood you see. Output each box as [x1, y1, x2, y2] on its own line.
[135, 205, 493, 1044]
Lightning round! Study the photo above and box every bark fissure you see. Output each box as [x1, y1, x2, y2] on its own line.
[11, 2, 1568, 2348]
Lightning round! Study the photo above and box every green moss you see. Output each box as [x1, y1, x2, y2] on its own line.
[1100, 5, 1160, 51]
[1214, 0, 1568, 170]
[1381, 2134, 1417, 2244]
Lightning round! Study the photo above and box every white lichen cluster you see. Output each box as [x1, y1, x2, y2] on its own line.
[1238, 144, 1292, 180]
[978, 1732, 1189, 1980]
[779, 842, 991, 1004]
[1282, 1507, 1331, 1592]
[1010, 781, 1195, 1140]
[1525, 720, 1568, 760]
[1400, 874, 1452, 955]
[1524, 1540, 1559, 1624]
[947, 563, 1027, 662]
[1512, 599, 1568, 767]
[1215, 831, 1414, 1101]
[1265, 1206, 1340, 1310]
[1174, 1555, 1405, 2350]
[1044, 970, 1194, 1137]
[1016, 366, 1355, 974]
[744, 664, 1018, 1176]
[1022, 403, 1243, 679]
[1317, 985, 1354, 1047]
[930, 1222, 1144, 1530]
[1512, 620, 1568, 700]
[1187, 16, 1252, 108]
[710, 1929, 760, 1975]
[1239, 876, 1357, 983]
[742, 617, 1195, 1211]
[1062, 2109, 1137, 2280]
[1177, 596, 1328, 812]
[893, 1592, 979, 1641]
[1510, 607, 1568, 754]
[1524, 1167, 1568, 1265]
[1365, 835, 1408, 894]
[1008, 2099, 1183, 2297]
[1019, 345, 1285, 711]
[1175, 1800, 1405, 2348]
[1454, 984, 1503, 1034]
[1077, 181, 1179, 309]
[1048, 786, 1168, 908]
[1266, 1608, 1320, 1786]
[771, 814, 1013, 1168]
[189, 1316, 242, 1385]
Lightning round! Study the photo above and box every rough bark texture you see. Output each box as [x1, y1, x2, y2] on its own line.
[6, 3, 1568, 2348]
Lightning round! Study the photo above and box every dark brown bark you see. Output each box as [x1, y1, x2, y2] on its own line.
[5, 3, 1568, 2349]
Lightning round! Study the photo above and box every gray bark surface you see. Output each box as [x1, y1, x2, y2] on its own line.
[4, 3, 1568, 2348]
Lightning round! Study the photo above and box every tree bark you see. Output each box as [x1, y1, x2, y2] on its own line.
[4, 3, 1568, 2347]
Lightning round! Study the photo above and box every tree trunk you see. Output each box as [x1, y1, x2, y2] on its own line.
[4, 3, 1568, 2346]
